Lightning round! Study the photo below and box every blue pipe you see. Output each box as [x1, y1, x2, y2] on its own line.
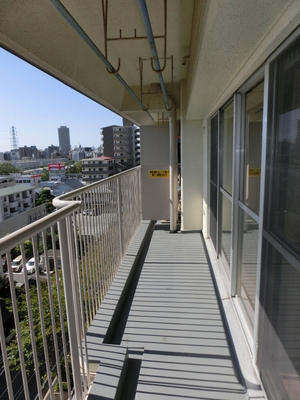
[49, 0, 154, 121]
[137, 0, 171, 117]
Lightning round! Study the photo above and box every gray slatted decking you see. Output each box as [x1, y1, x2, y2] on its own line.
[120, 227, 247, 399]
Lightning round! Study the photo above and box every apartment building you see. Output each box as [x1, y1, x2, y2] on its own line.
[0, 184, 35, 222]
[102, 122, 140, 170]
[82, 156, 116, 183]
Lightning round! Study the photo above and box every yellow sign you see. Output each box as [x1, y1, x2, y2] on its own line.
[149, 170, 170, 178]
[249, 168, 261, 176]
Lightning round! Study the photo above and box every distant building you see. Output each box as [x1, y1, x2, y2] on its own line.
[12, 173, 42, 188]
[19, 145, 38, 159]
[102, 118, 140, 170]
[72, 146, 86, 162]
[0, 184, 36, 222]
[39, 178, 83, 197]
[48, 162, 66, 182]
[47, 144, 59, 159]
[82, 156, 116, 183]
[0, 176, 16, 188]
[0, 204, 46, 239]
[58, 126, 71, 155]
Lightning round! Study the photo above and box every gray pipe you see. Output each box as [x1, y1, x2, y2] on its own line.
[136, 0, 171, 116]
[49, 0, 154, 121]
[137, 0, 177, 231]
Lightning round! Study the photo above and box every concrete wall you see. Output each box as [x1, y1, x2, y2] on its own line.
[140, 125, 169, 220]
[180, 81, 203, 231]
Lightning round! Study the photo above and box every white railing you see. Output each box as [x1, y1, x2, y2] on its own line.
[0, 167, 141, 400]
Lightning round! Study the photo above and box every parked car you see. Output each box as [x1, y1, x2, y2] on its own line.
[82, 209, 95, 216]
[25, 258, 36, 275]
[25, 258, 45, 274]
[11, 255, 23, 272]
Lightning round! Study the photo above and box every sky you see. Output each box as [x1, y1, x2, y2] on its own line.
[0, 48, 122, 152]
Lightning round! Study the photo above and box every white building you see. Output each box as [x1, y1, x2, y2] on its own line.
[0, 184, 36, 222]
[82, 156, 116, 183]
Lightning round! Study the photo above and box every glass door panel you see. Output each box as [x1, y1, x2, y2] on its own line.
[219, 102, 233, 273]
[239, 209, 259, 328]
[258, 33, 300, 400]
[243, 81, 264, 215]
[237, 80, 264, 328]
[210, 114, 219, 251]
[221, 192, 232, 272]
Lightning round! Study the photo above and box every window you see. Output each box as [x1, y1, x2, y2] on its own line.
[258, 32, 300, 400]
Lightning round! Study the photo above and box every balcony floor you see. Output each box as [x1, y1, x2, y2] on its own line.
[87, 222, 264, 400]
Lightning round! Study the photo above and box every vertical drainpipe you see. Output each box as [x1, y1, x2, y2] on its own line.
[169, 103, 178, 232]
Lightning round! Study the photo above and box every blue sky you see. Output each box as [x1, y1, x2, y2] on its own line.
[0, 48, 122, 152]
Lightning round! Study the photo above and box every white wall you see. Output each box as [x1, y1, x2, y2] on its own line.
[180, 81, 203, 231]
[140, 125, 170, 220]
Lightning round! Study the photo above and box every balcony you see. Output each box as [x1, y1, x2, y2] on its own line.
[0, 167, 263, 400]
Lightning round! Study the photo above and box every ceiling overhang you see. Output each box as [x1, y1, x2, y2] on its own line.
[0, 0, 299, 125]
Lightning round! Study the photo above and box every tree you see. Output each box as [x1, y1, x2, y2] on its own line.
[0, 163, 20, 175]
[35, 189, 54, 213]
[41, 167, 49, 181]
[5, 273, 68, 385]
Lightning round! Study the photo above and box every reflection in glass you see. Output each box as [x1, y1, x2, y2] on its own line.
[222, 102, 233, 195]
[259, 240, 300, 400]
[243, 81, 264, 215]
[267, 39, 300, 256]
[259, 35, 300, 400]
[240, 210, 258, 328]
[210, 114, 219, 251]
[221, 194, 232, 273]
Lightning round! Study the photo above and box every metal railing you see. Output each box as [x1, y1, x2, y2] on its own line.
[0, 167, 141, 400]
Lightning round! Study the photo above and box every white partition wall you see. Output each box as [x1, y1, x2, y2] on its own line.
[140, 125, 170, 220]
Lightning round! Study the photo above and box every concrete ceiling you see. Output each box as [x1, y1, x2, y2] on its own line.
[0, 0, 299, 126]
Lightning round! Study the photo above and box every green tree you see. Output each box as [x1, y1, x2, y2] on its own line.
[5, 273, 68, 384]
[35, 189, 54, 213]
[14, 240, 33, 260]
[0, 163, 20, 175]
[75, 161, 82, 173]
[41, 167, 49, 181]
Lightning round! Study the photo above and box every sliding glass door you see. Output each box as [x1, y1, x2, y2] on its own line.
[258, 32, 300, 400]
[237, 80, 264, 328]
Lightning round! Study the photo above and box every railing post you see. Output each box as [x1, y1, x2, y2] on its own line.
[58, 217, 83, 400]
[117, 177, 124, 261]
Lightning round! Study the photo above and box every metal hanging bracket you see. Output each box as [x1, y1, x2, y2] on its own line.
[102, 0, 121, 74]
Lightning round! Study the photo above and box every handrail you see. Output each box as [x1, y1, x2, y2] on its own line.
[0, 201, 80, 254]
[54, 166, 141, 206]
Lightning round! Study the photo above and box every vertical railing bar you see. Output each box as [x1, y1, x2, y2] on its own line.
[0, 296, 14, 400]
[87, 190, 97, 319]
[20, 241, 43, 400]
[40, 230, 55, 400]
[107, 183, 114, 286]
[43, 229, 64, 400]
[82, 192, 93, 324]
[95, 185, 103, 307]
[72, 211, 91, 389]
[50, 225, 72, 400]
[115, 178, 122, 266]
[91, 187, 100, 310]
[6, 252, 31, 400]
[66, 215, 83, 357]
[57, 217, 82, 400]
[77, 202, 90, 329]
[99, 185, 107, 300]
[102, 184, 110, 295]
[75, 200, 91, 327]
